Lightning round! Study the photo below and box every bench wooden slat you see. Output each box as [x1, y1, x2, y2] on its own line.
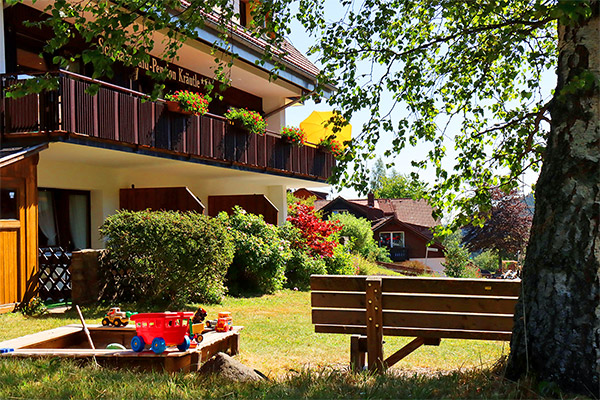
[311, 275, 366, 291]
[384, 294, 517, 314]
[314, 324, 512, 341]
[311, 291, 366, 309]
[312, 309, 514, 332]
[311, 292, 517, 314]
[310, 275, 521, 296]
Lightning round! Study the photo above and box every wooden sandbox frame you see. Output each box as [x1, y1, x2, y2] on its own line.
[0, 324, 242, 372]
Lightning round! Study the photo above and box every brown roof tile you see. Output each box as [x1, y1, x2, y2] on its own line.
[350, 198, 438, 227]
[314, 199, 330, 211]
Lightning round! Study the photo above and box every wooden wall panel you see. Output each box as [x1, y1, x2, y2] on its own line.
[0, 155, 39, 312]
[207, 194, 278, 225]
[0, 229, 19, 305]
[119, 187, 205, 214]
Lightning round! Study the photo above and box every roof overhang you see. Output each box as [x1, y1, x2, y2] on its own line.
[0, 143, 48, 168]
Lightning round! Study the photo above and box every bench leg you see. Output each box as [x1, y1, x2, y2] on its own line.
[350, 334, 367, 372]
[384, 337, 441, 369]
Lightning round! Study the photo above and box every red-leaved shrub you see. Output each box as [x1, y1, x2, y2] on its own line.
[287, 203, 342, 258]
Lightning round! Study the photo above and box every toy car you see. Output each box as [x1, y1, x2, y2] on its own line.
[102, 307, 135, 327]
[205, 319, 218, 329]
[215, 312, 233, 332]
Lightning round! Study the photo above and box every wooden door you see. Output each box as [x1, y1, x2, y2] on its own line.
[0, 177, 26, 308]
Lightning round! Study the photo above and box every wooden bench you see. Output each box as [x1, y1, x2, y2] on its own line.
[310, 275, 520, 372]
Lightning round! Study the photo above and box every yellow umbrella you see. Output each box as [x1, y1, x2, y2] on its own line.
[299, 111, 352, 148]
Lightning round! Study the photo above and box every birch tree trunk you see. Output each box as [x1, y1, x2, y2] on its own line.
[506, 2, 600, 394]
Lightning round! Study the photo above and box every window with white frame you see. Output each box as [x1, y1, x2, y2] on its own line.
[38, 188, 90, 250]
[379, 231, 405, 248]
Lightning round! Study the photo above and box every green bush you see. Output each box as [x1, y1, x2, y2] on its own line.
[99, 210, 234, 306]
[279, 223, 327, 289]
[18, 297, 48, 317]
[219, 207, 291, 294]
[286, 191, 317, 210]
[352, 255, 381, 275]
[473, 249, 500, 272]
[351, 255, 403, 276]
[441, 230, 471, 278]
[324, 243, 355, 275]
[285, 249, 328, 289]
[463, 263, 482, 279]
[328, 212, 391, 262]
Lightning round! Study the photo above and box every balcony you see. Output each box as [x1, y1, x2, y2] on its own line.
[0, 71, 335, 181]
[388, 247, 408, 262]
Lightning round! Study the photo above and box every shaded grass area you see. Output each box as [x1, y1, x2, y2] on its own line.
[0, 357, 547, 399]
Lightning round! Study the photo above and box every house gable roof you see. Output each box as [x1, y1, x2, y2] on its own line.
[293, 188, 328, 200]
[351, 198, 439, 227]
[316, 196, 385, 220]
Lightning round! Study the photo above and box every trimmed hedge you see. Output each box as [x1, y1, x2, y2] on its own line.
[99, 210, 234, 306]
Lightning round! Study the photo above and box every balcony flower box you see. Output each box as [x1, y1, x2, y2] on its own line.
[317, 136, 343, 158]
[280, 126, 307, 146]
[165, 91, 210, 116]
[224, 107, 266, 135]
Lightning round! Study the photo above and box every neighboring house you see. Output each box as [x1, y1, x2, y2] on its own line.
[0, 2, 335, 311]
[316, 194, 446, 274]
[293, 188, 328, 201]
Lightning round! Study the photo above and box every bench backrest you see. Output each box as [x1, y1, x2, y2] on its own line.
[311, 275, 520, 341]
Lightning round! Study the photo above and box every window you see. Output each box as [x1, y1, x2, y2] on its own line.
[0, 188, 18, 220]
[38, 188, 90, 250]
[379, 231, 405, 248]
[330, 209, 348, 215]
[239, 0, 248, 27]
[237, 0, 264, 29]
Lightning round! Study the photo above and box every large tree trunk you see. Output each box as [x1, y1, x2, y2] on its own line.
[506, 2, 600, 395]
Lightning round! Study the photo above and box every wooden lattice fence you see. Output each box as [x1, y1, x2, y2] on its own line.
[38, 247, 72, 302]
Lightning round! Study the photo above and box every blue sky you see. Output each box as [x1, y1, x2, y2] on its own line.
[283, 8, 555, 200]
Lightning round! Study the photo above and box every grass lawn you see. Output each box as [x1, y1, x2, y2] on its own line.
[0, 290, 507, 376]
[0, 290, 576, 399]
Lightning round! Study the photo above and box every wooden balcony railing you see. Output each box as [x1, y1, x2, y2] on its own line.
[0, 71, 335, 180]
[388, 247, 409, 262]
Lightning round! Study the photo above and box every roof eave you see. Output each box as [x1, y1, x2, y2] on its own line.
[192, 18, 334, 96]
